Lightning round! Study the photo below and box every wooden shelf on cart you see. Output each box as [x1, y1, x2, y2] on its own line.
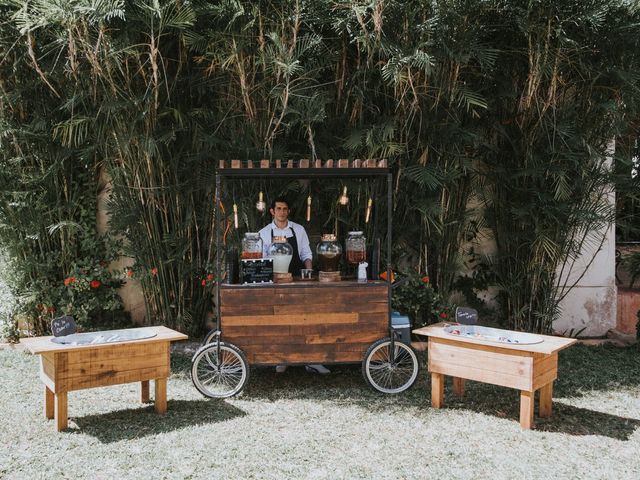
[218, 158, 387, 169]
[221, 280, 388, 289]
[216, 158, 389, 178]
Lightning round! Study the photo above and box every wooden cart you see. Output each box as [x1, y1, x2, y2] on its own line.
[190, 160, 419, 397]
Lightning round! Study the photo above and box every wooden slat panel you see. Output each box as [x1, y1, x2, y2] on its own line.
[224, 331, 381, 347]
[225, 335, 308, 346]
[532, 353, 558, 390]
[251, 351, 362, 364]
[63, 365, 169, 392]
[57, 352, 167, 380]
[221, 290, 388, 306]
[64, 342, 167, 365]
[220, 304, 276, 315]
[54, 352, 68, 382]
[40, 354, 55, 381]
[273, 302, 388, 314]
[429, 339, 534, 390]
[294, 321, 386, 335]
[532, 367, 557, 392]
[427, 336, 533, 357]
[429, 359, 533, 391]
[241, 343, 371, 354]
[304, 331, 382, 344]
[221, 320, 387, 338]
[222, 313, 358, 326]
[429, 341, 533, 376]
[222, 325, 291, 337]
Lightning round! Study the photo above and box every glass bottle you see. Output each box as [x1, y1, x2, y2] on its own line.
[241, 232, 263, 259]
[268, 236, 293, 273]
[345, 231, 367, 264]
[316, 234, 342, 272]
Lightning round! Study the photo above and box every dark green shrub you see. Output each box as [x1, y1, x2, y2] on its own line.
[392, 271, 451, 328]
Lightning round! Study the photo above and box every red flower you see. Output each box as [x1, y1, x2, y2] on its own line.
[207, 274, 215, 281]
[90, 280, 101, 289]
[421, 276, 430, 284]
[47, 306, 56, 314]
[151, 268, 158, 276]
[201, 279, 207, 287]
[63, 277, 76, 286]
[439, 312, 448, 319]
[126, 269, 134, 278]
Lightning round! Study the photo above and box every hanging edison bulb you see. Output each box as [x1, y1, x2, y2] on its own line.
[338, 186, 349, 206]
[306, 195, 312, 222]
[365, 198, 373, 223]
[233, 203, 239, 229]
[256, 191, 266, 213]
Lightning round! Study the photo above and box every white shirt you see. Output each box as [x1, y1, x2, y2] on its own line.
[258, 220, 312, 262]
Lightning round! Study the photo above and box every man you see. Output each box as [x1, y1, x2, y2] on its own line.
[258, 197, 330, 375]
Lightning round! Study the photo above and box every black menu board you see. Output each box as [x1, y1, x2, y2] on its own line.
[455, 307, 478, 325]
[51, 315, 77, 337]
[241, 258, 273, 284]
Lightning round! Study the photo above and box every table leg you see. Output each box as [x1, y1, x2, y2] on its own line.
[55, 392, 68, 432]
[141, 380, 150, 403]
[44, 385, 54, 419]
[154, 378, 167, 414]
[431, 373, 445, 408]
[539, 382, 553, 418]
[519, 390, 534, 430]
[452, 377, 465, 398]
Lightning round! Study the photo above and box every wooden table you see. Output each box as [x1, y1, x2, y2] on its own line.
[413, 323, 576, 429]
[20, 326, 187, 431]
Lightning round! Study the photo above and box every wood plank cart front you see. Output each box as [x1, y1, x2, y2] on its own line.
[413, 323, 576, 429]
[21, 326, 187, 431]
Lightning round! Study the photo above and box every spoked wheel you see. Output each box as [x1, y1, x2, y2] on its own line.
[191, 341, 249, 398]
[362, 337, 419, 394]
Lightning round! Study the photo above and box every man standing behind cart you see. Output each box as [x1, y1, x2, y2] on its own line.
[259, 197, 330, 375]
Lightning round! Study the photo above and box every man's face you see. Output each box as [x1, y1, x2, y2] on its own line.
[270, 202, 290, 223]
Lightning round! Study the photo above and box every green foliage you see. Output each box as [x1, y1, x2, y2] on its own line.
[392, 271, 450, 328]
[1, 0, 640, 336]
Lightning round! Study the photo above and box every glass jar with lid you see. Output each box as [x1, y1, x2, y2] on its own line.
[345, 231, 367, 264]
[241, 232, 263, 259]
[316, 234, 342, 272]
[268, 236, 293, 273]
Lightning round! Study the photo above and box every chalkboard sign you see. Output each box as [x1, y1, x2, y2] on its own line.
[241, 258, 273, 284]
[51, 315, 77, 337]
[455, 307, 478, 325]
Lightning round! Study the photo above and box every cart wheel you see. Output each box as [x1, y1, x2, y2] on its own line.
[362, 337, 419, 394]
[191, 341, 249, 398]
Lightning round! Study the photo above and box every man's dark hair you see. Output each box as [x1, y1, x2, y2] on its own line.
[270, 196, 289, 210]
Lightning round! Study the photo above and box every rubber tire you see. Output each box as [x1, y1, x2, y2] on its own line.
[191, 341, 249, 398]
[202, 329, 217, 345]
[362, 337, 419, 394]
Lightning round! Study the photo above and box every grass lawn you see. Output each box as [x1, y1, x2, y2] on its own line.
[1, 343, 639, 479]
